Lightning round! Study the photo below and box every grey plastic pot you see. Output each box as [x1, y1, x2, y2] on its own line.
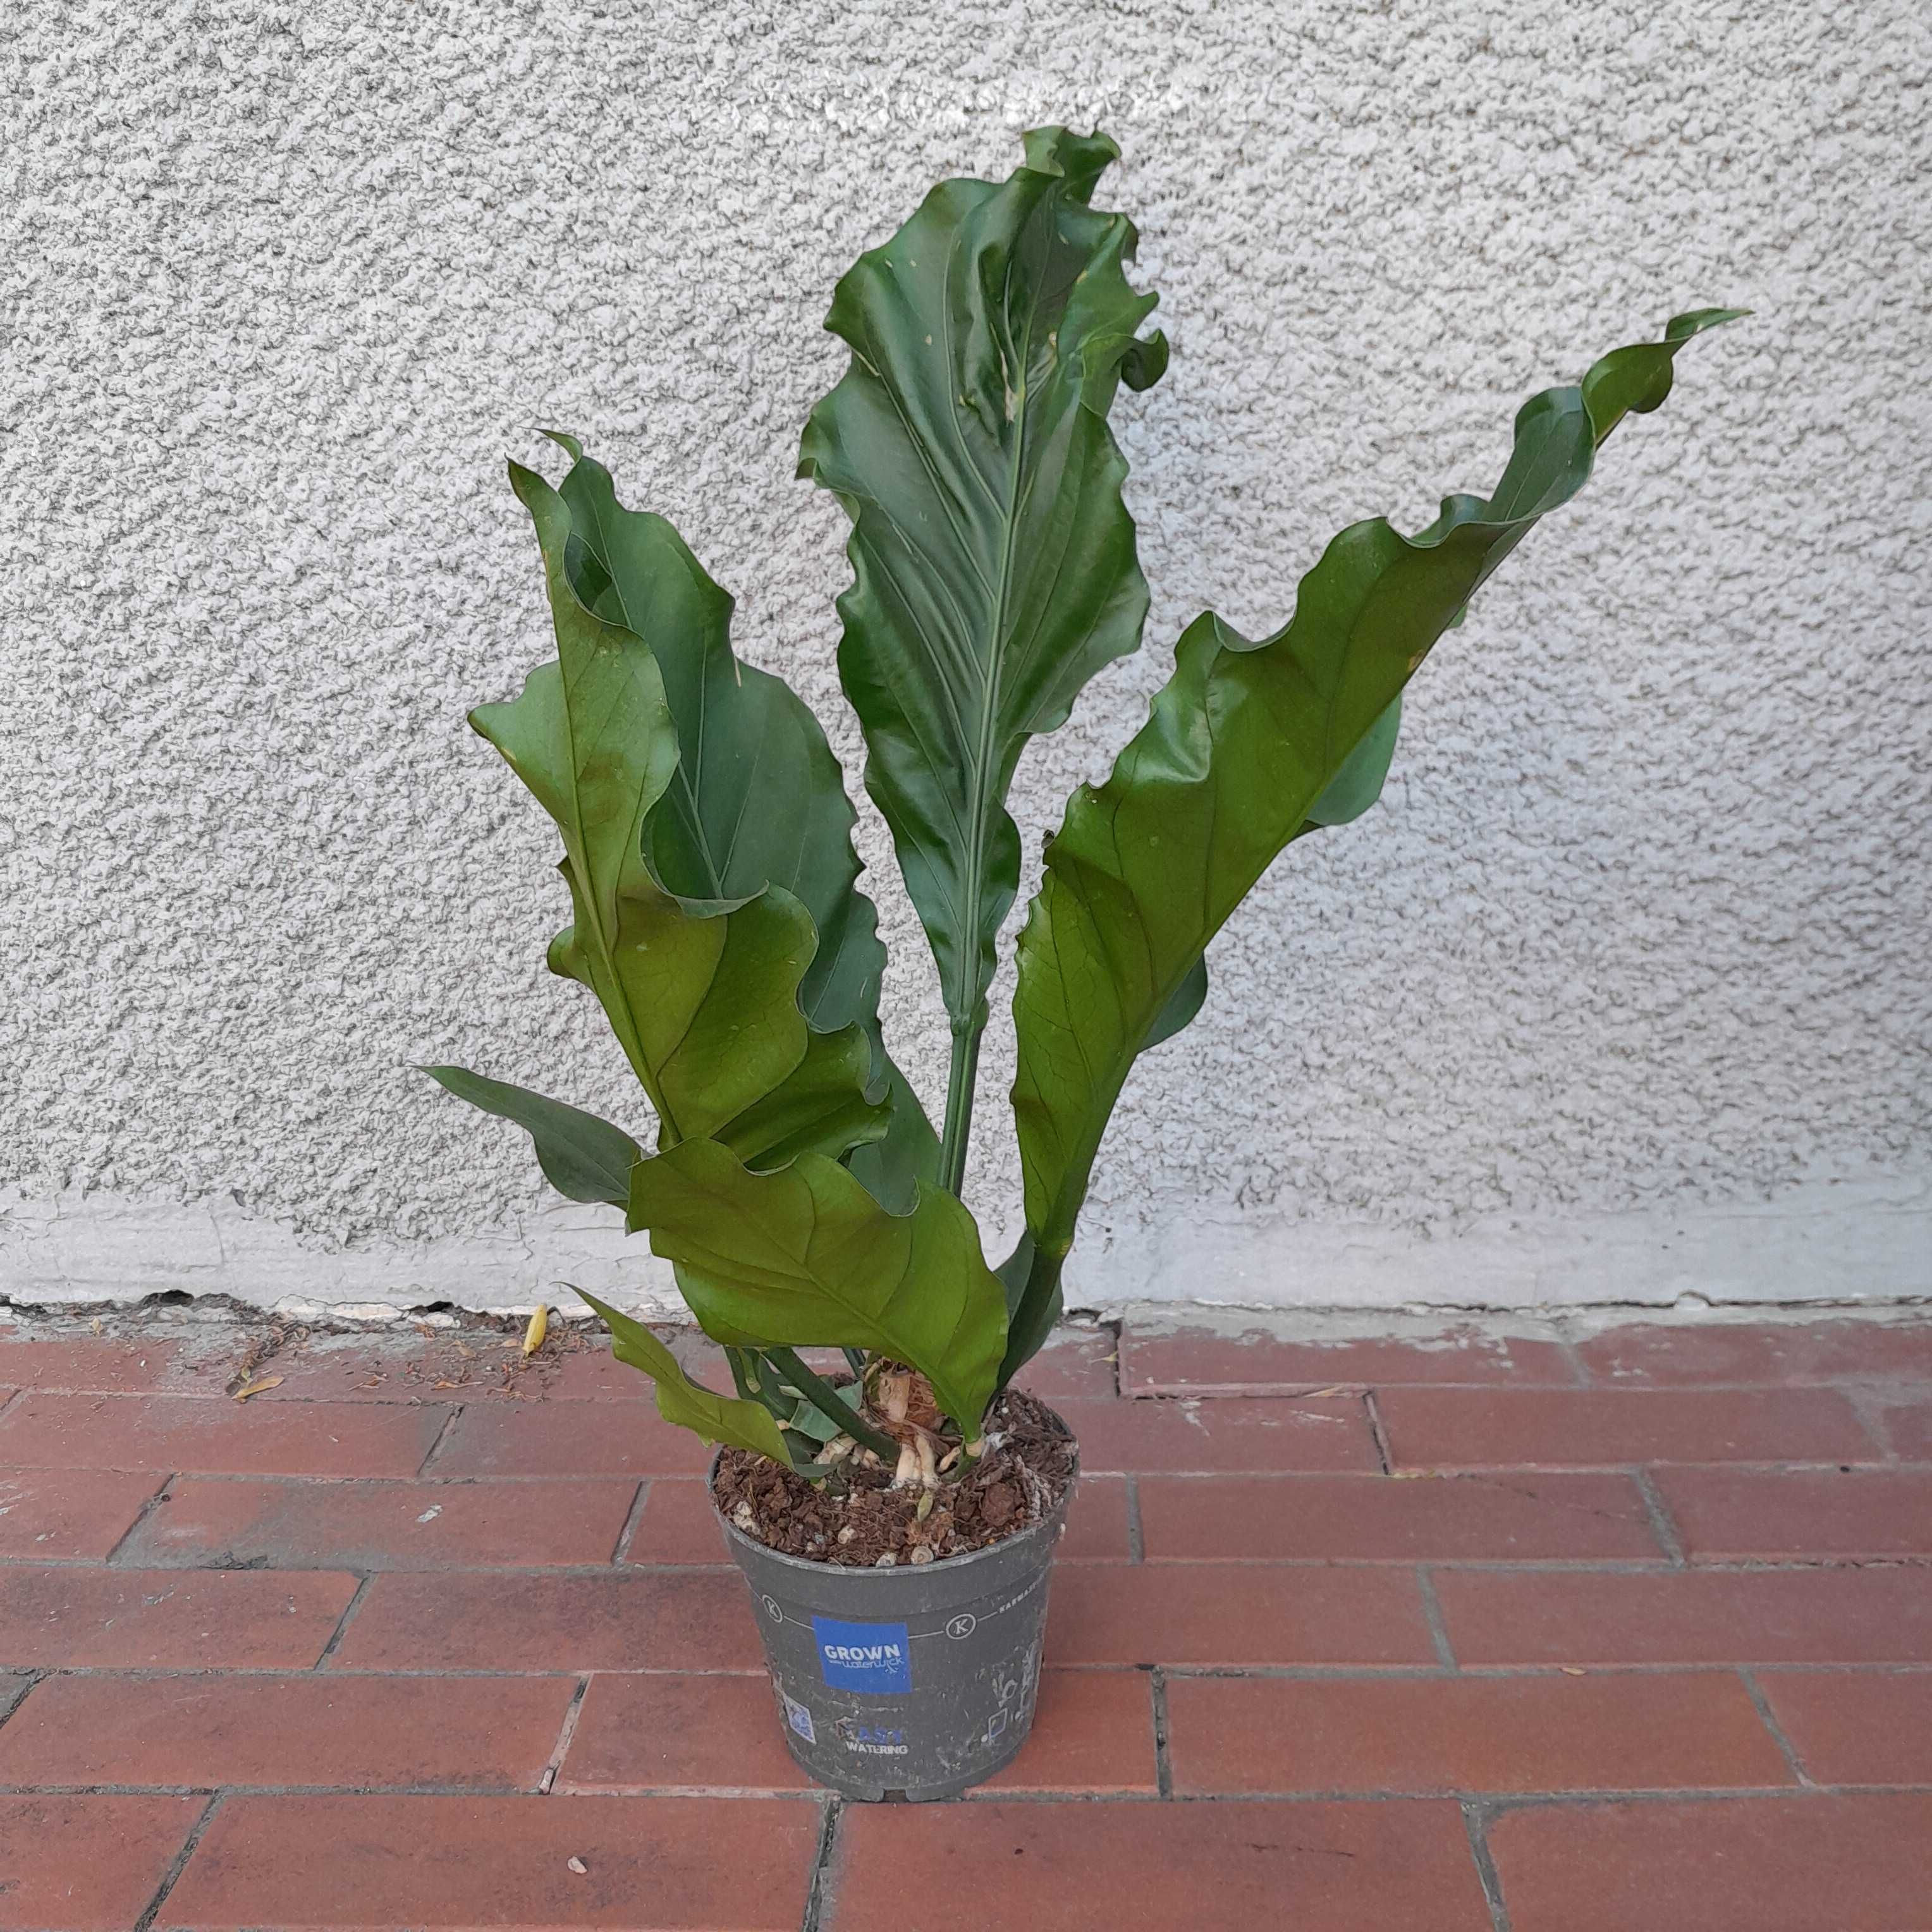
[711, 1437, 1077, 1801]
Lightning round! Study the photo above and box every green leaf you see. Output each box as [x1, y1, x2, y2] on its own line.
[843, 1061, 941, 1213]
[573, 1288, 793, 1464]
[542, 440, 936, 1199]
[1142, 955, 1209, 1052]
[798, 126, 1166, 1042]
[420, 1066, 642, 1208]
[474, 458, 886, 1166]
[1307, 697, 1402, 829]
[627, 1139, 1009, 1432]
[780, 1394, 848, 1443]
[1011, 310, 1744, 1281]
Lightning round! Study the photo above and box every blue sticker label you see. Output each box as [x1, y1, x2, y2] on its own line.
[780, 1690, 816, 1744]
[812, 1615, 912, 1694]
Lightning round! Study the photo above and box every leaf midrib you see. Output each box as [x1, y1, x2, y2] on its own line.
[948, 216, 1044, 1027]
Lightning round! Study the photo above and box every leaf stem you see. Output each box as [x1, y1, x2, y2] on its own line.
[726, 1347, 791, 1422]
[764, 1346, 902, 1462]
[937, 1022, 982, 1199]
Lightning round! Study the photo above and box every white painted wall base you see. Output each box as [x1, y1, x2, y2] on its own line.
[5, 1175, 1924, 1324]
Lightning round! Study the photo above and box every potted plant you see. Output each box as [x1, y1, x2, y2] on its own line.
[429, 126, 1737, 1799]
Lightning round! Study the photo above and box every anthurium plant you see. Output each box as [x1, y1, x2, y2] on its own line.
[431, 127, 1737, 1486]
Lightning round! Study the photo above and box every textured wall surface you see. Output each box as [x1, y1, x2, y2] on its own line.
[4, 0, 1929, 1313]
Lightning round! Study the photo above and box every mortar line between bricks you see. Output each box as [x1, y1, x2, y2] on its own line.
[314, 1574, 374, 1666]
[21, 1661, 1931, 1686]
[130, 1788, 221, 1932]
[1840, 1385, 1903, 1462]
[415, 1403, 464, 1474]
[9, 1553, 1931, 1580]
[611, 1479, 652, 1563]
[1091, 1460, 1932, 1479]
[538, 1676, 590, 1794]
[18, 1545, 1932, 1576]
[1099, 1376, 1932, 1397]
[1632, 1466, 1689, 1565]
[1415, 1569, 1460, 1670]
[1461, 1801, 1514, 1932]
[101, 1471, 178, 1566]
[1555, 1336, 1594, 1388]
[0, 1670, 39, 1732]
[1364, 1390, 1395, 1473]
[1148, 1665, 1174, 1799]
[9, 1364, 1930, 1403]
[801, 1795, 842, 1932]
[4, 1776, 1927, 1802]
[1123, 1473, 1144, 1562]
[13, 1460, 1923, 1490]
[1736, 1665, 1814, 1787]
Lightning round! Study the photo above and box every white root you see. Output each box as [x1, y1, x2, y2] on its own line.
[915, 1432, 939, 1490]
[892, 1440, 920, 1488]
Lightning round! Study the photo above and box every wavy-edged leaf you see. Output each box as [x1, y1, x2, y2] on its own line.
[420, 1065, 643, 1208]
[544, 440, 936, 1201]
[574, 1288, 793, 1464]
[1309, 697, 1402, 829]
[627, 1139, 1009, 1432]
[475, 459, 886, 1165]
[1008, 310, 1744, 1336]
[798, 125, 1167, 1041]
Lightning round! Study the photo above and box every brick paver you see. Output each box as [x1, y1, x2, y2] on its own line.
[1376, 1385, 1880, 1469]
[157, 1792, 821, 1929]
[0, 1304, 1926, 1931]
[1755, 1668, 1932, 1785]
[1574, 1318, 1932, 1386]
[1433, 1564, 1932, 1665]
[1485, 1793, 1932, 1932]
[329, 1570, 762, 1672]
[0, 1391, 445, 1477]
[0, 1566, 358, 1669]
[1165, 1670, 1793, 1794]
[1136, 1470, 1663, 1561]
[0, 1672, 577, 1790]
[119, 1476, 641, 1569]
[0, 1467, 164, 1559]
[429, 1400, 714, 1477]
[1053, 1393, 1381, 1471]
[1873, 1391, 1932, 1459]
[1120, 1322, 1577, 1393]
[0, 1794, 205, 1931]
[831, 1799, 1496, 1930]
[1651, 1465, 1932, 1560]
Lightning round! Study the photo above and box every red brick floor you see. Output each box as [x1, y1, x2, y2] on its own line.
[1, 1305, 1929, 1930]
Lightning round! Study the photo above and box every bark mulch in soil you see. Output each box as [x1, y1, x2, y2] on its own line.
[713, 1388, 1076, 1566]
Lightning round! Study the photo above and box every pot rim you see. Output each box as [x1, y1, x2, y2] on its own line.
[706, 1430, 1079, 1582]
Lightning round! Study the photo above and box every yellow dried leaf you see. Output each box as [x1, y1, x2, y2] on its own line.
[522, 1305, 550, 1357]
[231, 1374, 283, 1402]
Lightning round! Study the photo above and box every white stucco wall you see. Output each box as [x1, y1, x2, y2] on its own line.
[4, 1, 1928, 1318]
